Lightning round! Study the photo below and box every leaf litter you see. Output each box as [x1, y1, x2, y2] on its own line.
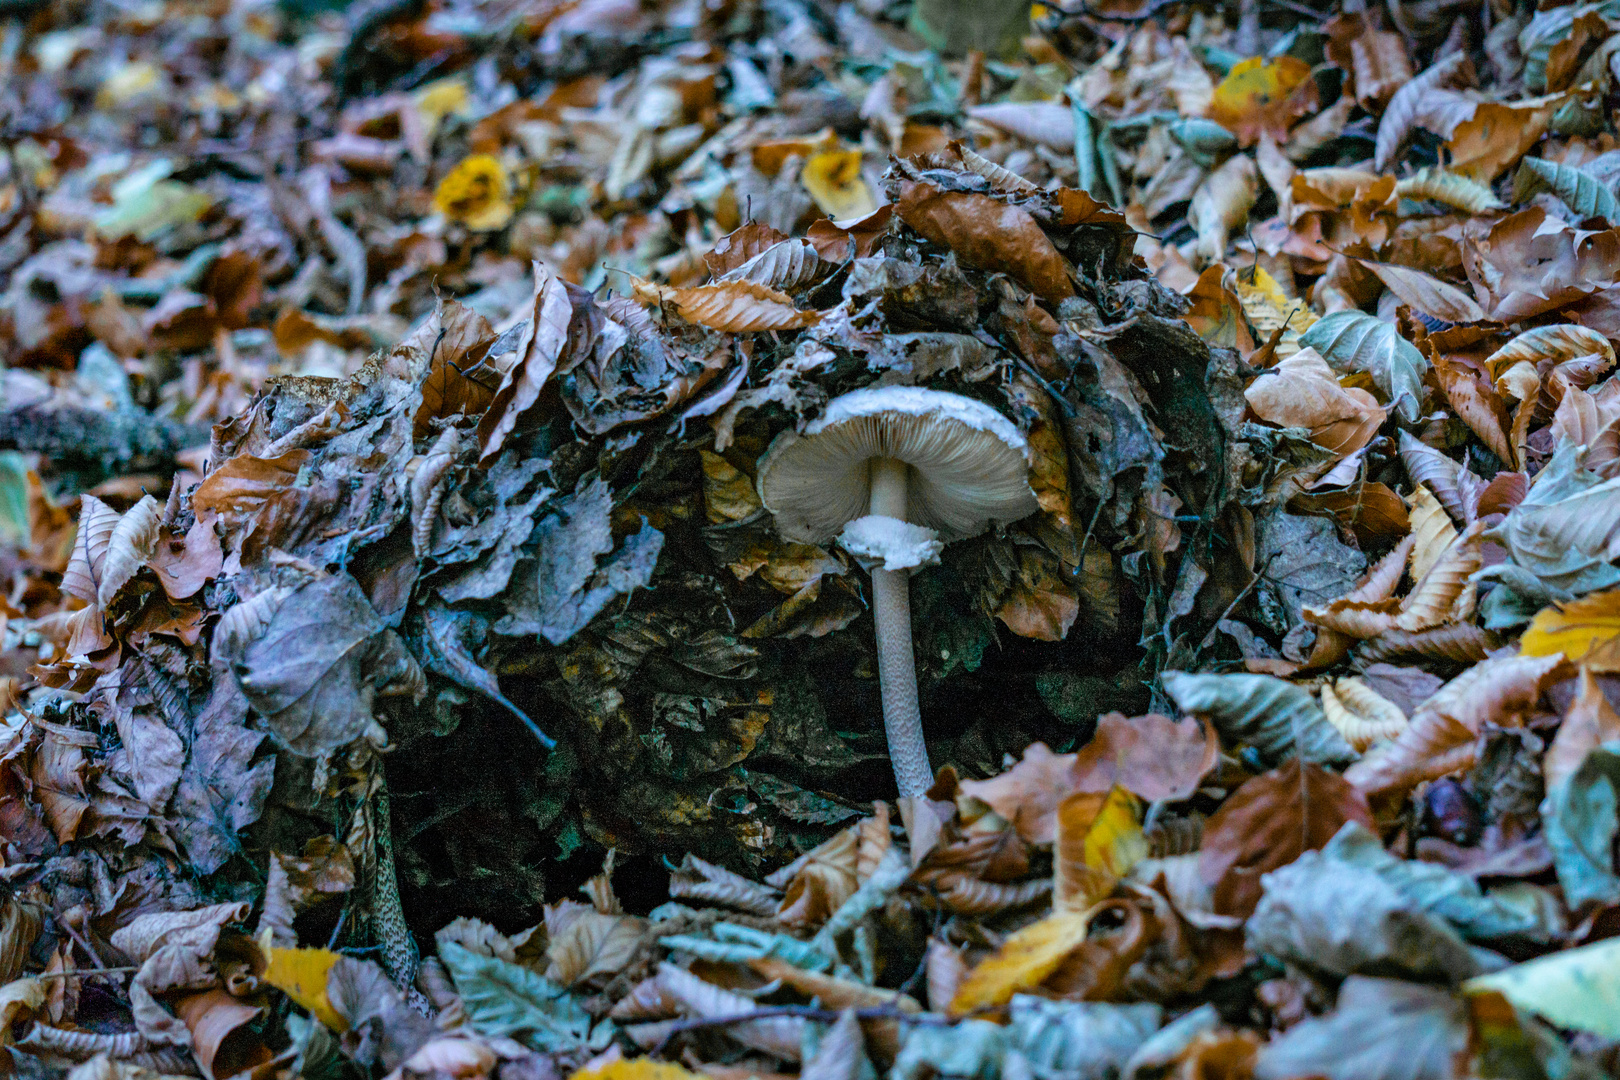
[5, 0, 1620, 1078]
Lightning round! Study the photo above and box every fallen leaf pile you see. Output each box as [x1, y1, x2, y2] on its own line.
[3, 0, 1620, 1077]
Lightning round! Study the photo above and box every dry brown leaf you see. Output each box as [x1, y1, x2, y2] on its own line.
[1243, 347, 1385, 458]
[1374, 52, 1471, 171]
[1397, 520, 1485, 632]
[631, 278, 818, 332]
[1431, 356, 1515, 467]
[1303, 598, 1401, 640]
[894, 180, 1074, 302]
[1407, 485, 1459, 588]
[476, 263, 572, 462]
[1343, 654, 1572, 802]
[1321, 677, 1410, 752]
[1445, 94, 1567, 180]
[1544, 667, 1620, 791]
[544, 911, 645, 988]
[61, 495, 120, 606]
[96, 494, 161, 608]
[1198, 760, 1374, 919]
[1347, 28, 1414, 111]
[1189, 154, 1257, 264]
[1358, 261, 1486, 323]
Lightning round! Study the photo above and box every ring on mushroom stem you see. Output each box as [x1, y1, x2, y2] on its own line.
[755, 387, 1039, 798]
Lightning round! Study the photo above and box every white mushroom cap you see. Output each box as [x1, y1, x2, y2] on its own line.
[839, 515, 945, 571]
[756, 386, 1039, 544]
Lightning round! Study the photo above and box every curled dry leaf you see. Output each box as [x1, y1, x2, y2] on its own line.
[1321, 678, 1410, 752]
[61, 495, 120, 606]
[1406, 486, 1459, 588]
[1394, 167, 1506, 213]
[1397, 520, 1485, 632]
[1344, 654, 1572, 802]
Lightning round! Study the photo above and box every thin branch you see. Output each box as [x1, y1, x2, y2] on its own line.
[1060, 0, 1186, 24]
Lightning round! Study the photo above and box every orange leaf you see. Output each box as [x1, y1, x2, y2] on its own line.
[1207, 56, 1318, 147]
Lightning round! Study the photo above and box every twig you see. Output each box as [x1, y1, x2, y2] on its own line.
[1195, 550, 1280, 654]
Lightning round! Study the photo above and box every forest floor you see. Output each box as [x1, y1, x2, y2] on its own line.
[1, 0, 1620, 1078]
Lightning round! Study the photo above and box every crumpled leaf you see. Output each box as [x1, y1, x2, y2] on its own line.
[1244, 347, 1385, 458]
[1161, 671, 1357, 765]
[235, 574, 423, 757]
[894, 179, 1074, 303]
[1374, 52, 1470, 171]
[1300, 310, 1429, 424]
[497, 478, 664, 646]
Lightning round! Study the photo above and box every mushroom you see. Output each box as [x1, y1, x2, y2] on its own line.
[756, 387, 1039, 797]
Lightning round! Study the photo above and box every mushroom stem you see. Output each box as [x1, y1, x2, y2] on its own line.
[867, 457, 933, 797]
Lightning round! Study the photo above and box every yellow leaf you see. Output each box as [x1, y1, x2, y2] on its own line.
[1207, 56, 1316, 146]
[571, 1060, 707, 1080]
[948, 909, 1094, 1015]
[434, 154, 514, 232]
[414, 78, 471, 136]
[264, 947, 346, 1031]
[1232, 266, 1317, 360]
[801, 148, 877, 222]
[1056, 786, 1147, 912]
[1520, 589, 1620, 673]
